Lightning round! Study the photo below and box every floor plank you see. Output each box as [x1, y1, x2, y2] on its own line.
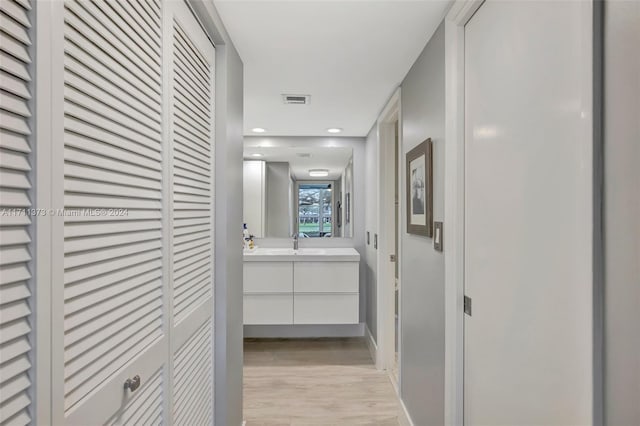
[243, 338, 401, 426]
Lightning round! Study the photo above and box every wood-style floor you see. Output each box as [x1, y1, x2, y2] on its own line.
[243, 338, 401, 426]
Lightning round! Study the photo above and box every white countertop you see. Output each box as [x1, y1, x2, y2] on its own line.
[243, 247, 360, 262]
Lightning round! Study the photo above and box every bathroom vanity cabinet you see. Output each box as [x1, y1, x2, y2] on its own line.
[243, 248, 360, 325]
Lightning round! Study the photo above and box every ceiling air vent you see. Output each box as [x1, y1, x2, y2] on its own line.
[282, 94, 310, 105]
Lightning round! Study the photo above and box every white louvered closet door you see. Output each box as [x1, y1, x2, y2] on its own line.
[169, 3, 215, 425]
[52, 0, 215, 424]
[60, 0, 167, 424]
[0, 1, 34, 424]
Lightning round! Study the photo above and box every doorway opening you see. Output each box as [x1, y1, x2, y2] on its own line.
[377, 89, 402, 387]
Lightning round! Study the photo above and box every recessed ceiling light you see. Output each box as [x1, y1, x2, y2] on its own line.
[251, 153, 264, 157]
[327, 128, 342, 134]
[309, 169, 329, 177]
[252, 128, 266, 133]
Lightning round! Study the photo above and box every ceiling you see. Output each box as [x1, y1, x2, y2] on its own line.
[213, 0, 451, 137]
[243, 146, 353, 180]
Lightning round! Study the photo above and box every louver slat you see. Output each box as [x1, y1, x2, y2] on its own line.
[62, 0, 164, 413]
[0, 1, 33, 424]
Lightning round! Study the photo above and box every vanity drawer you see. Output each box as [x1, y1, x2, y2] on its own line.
[244, 294, 293, 325]
[244, 262, 293, 293]
[293, 294, 359, 324]
[294, 262, 359, 293]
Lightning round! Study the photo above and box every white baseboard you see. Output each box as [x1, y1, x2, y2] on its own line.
[397, 395, 414, 426]
[365, 324, 378, 367]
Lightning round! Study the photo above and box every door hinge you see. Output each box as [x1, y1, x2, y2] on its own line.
[464, 295, 472, 316]
[390, 254, 396, 262]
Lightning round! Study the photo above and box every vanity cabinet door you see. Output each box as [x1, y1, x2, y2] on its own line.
[293, 262, 359, 293]
[294, 294, 359, 324]
[292, 261, 359, 324]
[244, 295, 293, 325]
[244, 262, 293, 293]
[244, 262, 294, 324]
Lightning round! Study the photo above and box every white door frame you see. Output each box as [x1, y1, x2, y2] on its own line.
[376, 88, 401, 378]
[443, 2, 485, 425]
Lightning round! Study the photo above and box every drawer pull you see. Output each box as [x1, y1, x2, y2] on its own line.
[124, 375, 141, 392]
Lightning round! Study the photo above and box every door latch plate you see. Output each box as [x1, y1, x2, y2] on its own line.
[464, 296, 472, 316]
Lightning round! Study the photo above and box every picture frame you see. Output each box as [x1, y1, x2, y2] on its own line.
[406, 138, 433, 237]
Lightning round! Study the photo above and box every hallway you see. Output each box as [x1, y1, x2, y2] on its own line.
[0, 0, 637, 424]
[243, 339, 401, 425]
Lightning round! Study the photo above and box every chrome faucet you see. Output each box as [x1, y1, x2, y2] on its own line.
[292, 233, 299, 250]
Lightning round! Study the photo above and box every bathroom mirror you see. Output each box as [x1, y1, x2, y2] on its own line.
[243, 146, 354, 239]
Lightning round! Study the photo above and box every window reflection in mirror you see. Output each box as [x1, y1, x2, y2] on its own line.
[297, 183, 333, 238]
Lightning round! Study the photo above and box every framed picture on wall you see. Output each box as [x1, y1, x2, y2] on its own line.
[406, 138, 433, 237]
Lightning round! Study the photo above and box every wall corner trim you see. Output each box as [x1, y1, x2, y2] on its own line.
[398, 396, 415, 426]
[365, 324, 379, 368]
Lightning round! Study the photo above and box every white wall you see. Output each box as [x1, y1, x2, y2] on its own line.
[243, 160, 265, 237]
[604, 1, 640, 424]
[265, 162, 292, 238]
[399, 22, 446, 426]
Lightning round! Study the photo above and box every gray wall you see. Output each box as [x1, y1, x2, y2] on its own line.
[399, 22, 446, 426]
[604, 1, 640, 424]
[191, 1, 245, 425]
[213, 44, 244, 426]
[364, 125, 378, 340]
[265, 162, 292, 238]
[214, 45, 243, 426]
[245, 136, 368, 325]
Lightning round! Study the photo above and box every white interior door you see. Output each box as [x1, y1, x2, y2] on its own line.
[53, 1, 215, 424]
[0, 1, 35, 424]
[168, 3, 215, 425]
[463, 1, 593, 424]
[59, 0, 167, 423]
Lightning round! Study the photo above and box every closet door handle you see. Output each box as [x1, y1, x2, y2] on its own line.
[124, 375, 141, 392]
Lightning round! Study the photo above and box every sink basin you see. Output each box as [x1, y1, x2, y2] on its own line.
[244, 247, 295, 256]
[243, 247, 360, 262]
[294, 248, 329, 256]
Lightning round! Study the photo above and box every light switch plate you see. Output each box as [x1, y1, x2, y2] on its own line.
[434, 221, 443, 252]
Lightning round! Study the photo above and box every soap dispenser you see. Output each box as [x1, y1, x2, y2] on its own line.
[243, 223, 250, 249]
